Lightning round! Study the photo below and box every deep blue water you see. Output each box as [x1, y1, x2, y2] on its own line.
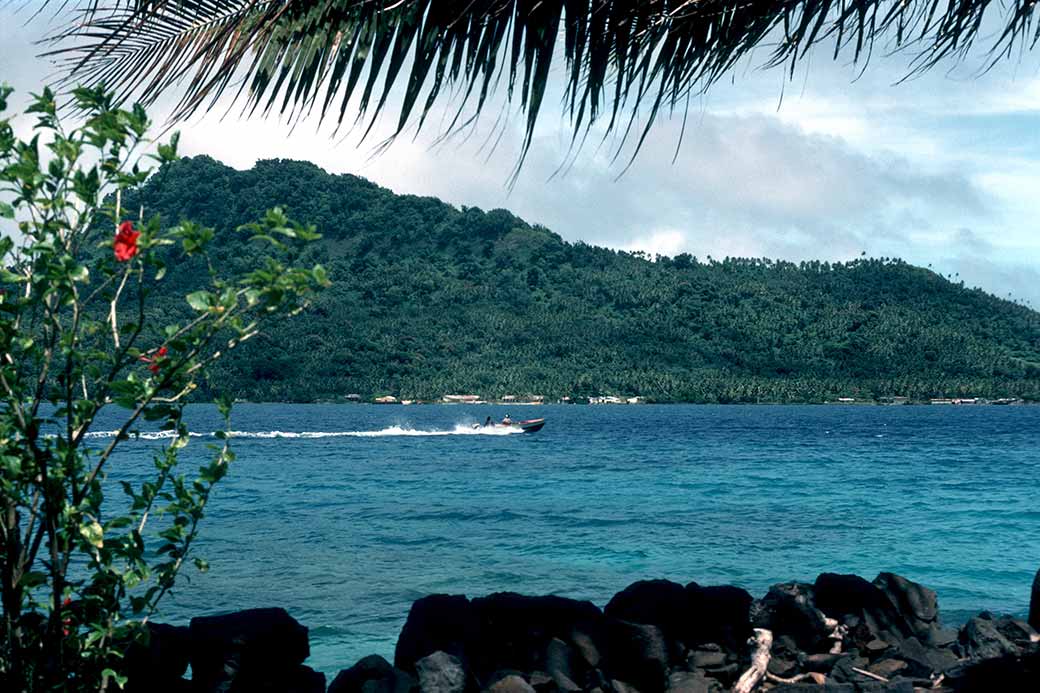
[91, 404, 1040, 675]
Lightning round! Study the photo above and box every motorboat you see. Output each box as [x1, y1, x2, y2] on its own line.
[474, 418, 546, 433]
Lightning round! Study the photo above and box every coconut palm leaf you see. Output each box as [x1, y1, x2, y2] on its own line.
[38, 1, 1040, 170]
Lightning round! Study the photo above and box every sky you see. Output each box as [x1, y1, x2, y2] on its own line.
[2, 4, 1039, 305]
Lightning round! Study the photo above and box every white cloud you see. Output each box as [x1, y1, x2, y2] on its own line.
[622, 229, 687, 259]
[3, 4, 1040, 305]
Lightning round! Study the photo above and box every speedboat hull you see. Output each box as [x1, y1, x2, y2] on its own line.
[517, 418, 545, 433]
[474, 418, 546, 433]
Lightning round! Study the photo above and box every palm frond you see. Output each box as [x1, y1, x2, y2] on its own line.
[38, 1, 1040, 173]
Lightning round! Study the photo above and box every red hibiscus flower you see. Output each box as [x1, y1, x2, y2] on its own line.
[114, 221, 140, 262]
[140, 346, 169, 374]
[62, 597, 73, 637]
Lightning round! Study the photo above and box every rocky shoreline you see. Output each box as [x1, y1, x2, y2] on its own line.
[130, 569, 1040, 692]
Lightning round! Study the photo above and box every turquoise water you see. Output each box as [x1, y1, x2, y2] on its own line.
[94, 404, 1040, 675]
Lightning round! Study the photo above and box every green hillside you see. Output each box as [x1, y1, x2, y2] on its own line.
[120, 155, 1040, 403]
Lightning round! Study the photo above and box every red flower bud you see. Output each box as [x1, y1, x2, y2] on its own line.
[114, 221, 141, 262]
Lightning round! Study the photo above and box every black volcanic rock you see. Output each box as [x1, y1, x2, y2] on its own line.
[947, 650, 1040, 692]
[872, 572, 953, 646]
[686, 584, 753, 651]
[604, 580, 689, 638]
[602, 580, 751, 656]
[415, 651, 468, 693]
[467, 593, 605, 681]
[395, 594, 476, 672]
[328, 654, 416, 693]
[378, 572, 1040, 693]
[125, 623, 190, 692]
[814, 573, 911, 646]
[753, 582, 831, 652]
[484, 674, 536, 693]
[960, 614, 1022, 660]
[602, 620, 670, 693]
[188, 607, 309, 692]
[989, 614, 1038, 650]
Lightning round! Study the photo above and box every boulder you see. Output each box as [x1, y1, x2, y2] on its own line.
[1031, 568, 1040, 632]
[804, 653, 842, 673]
[602, 620, 669, 693]
[527, 671, 553, 691]
[686, 584, 753, 651]
[328, 654, 417, 693]
[961, 614, 1021, 660]
[609, 680, 641, 693]
[125, 623, 191, 692]
[872, 572, 942, 644]
[867, 658, 907, 678]
[814, 573, 911, 646]
[946, 650, 1040, 692]
[569, 629, 602, 668]
[188, 608, 309, 692]
[484, 674, 535, 693]
[664, 671, 717, 693]
[544, 638, 581, 691]
[416, 651, 468, 693]
[991, 614, 1038, 647]
[278, 666, 326, 693]
[873, 573, 937, 622]
[863, 638, 891, 657]
[687, 649, 726, 670]
[467, 593, 605, 680]
[894, 635, 957, 677]
[767, 655, 798, 678]
[752, 583, 831, 652]
[395, 595, 476, 672]
[604, 580, 689, 637]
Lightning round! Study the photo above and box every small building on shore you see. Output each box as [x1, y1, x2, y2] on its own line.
[442, 394, 482, 403]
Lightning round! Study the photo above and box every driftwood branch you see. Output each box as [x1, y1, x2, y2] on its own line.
[733, 628, 772, 693]
[766, 671, 816, 684]
[852, 666, 889, 682]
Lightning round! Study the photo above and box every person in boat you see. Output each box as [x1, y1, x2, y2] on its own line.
[501, 414, 513, 425]
[484, 416, 493, 427]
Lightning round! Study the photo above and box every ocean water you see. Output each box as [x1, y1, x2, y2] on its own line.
[90, 403, 1040, 675]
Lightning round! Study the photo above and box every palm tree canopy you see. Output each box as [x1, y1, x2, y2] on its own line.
[39, 1, 1040, 168]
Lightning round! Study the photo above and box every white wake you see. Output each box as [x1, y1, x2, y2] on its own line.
[83, 424, 523, 440]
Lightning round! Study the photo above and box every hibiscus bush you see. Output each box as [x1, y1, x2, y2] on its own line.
[0, 85, 328, 690]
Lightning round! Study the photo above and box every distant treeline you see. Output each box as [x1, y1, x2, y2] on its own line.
[118, 156, 1040, 403]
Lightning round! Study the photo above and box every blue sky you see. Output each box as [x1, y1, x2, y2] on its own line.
[2, 4, 1039, 306]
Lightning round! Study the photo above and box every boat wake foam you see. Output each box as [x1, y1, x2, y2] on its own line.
[82, 424, 522, 440]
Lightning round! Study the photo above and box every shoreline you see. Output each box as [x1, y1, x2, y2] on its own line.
[220, 399, 1038, 406]
[128, 568, 1040, 692]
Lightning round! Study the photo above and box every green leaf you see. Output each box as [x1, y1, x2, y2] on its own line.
[102, 669, 129, 689]
[185, 291, 211, 311]
[80, 520, 104, 548]
[18, 571, 47, 589]
[70, 265, 90, 283]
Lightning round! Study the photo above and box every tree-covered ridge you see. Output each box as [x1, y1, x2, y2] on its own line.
[125, 155, 1040, 403]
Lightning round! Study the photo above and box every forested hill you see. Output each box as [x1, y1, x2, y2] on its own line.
[124, 155, 1040, 403]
